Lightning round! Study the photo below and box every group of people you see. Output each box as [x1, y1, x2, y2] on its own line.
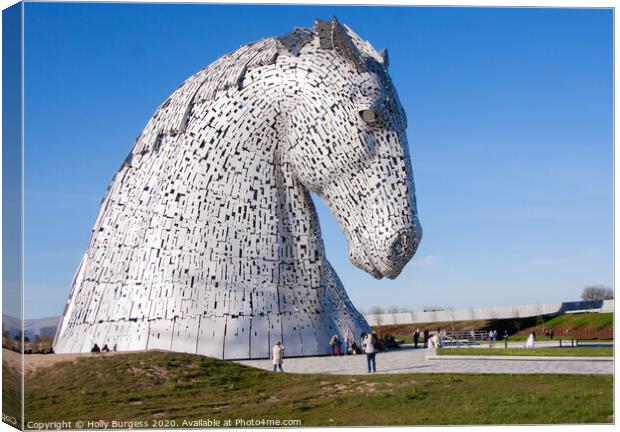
[271, 326, 551, 374]
[413, 328, 442, 349]
[328, 333, 361, 356]
[412, 328, 510, 348]
[91, 343, 116, 353]
[412, 328, 426, 348]
[412, 328, 444, 348]
[271, 331, 382, 373]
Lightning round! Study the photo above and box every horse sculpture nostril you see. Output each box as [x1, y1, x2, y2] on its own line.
[389, 232, 411, 261]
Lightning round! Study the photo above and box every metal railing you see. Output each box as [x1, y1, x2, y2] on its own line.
[441, 330, 490, 346]
[440, 334, 470, 347]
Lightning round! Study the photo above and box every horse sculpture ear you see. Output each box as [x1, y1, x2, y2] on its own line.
[379, 48, 389, 69]
[314, 16, 368, 73]
[314, 18, 334, 50]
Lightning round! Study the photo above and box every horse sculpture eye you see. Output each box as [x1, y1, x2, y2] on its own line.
[359, 109, 380, 125]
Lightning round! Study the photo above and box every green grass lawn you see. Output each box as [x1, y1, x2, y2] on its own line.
[506, 336, 574, 342]
[544, 313, 613, 329]
[437, 347, 613, 357]
[23, 351, 613, 426]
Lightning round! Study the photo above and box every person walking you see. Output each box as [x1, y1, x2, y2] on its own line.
[272, 341, 284, 372]
[525, 332, 535, 349]
[413, 328, 420, 349]
[345, 332, 354, 355]
[423, 329, 429, 348]
[431, 332, 439, 349]
[363, 333, 377, 373]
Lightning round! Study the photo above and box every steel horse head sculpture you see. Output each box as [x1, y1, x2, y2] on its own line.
[54, 18, 422, 359]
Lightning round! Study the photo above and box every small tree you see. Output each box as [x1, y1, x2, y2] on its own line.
[368, 306, 385, 315]
[536, 304, 545, 332]
[387, 305, 399, 325]
[369, 306, 385, 328]
[375, 315, 384, 328]
[512, 306, 521, 332]
[581, 285, 614, 301]
[446, 307, 456, 331]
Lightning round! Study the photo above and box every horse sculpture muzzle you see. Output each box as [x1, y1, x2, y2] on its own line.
[382, 226, 422, 278]
[388, 229, 420, 264]
[350, 220, 421, 280]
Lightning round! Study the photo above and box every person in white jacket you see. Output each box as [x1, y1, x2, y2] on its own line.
[363, 333, 377, 373]
[272, 341, 284, 372]
[525, 332, 535, 349]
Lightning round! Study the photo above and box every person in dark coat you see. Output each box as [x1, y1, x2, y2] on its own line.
[91, 343, 101, 353]
[413, 328, 420, 348]
[423, 329, 430, 348]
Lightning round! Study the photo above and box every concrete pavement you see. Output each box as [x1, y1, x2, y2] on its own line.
[235, 345, 613, 375]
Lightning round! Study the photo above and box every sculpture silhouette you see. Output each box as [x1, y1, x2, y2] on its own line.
[53, 17, 422, 359]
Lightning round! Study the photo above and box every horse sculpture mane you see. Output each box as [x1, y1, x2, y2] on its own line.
[53, 18, 422, 359]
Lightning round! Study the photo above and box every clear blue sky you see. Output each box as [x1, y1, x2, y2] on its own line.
[23, 3, 613, 318]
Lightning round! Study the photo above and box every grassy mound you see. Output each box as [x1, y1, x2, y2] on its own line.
[543, 313, 613, 329]
[376, 313, 613, 342]
[2, 356, 22, 427]
[22, 350, 612, 426]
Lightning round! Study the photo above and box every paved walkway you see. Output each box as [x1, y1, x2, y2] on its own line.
[236, 346, 613, 375]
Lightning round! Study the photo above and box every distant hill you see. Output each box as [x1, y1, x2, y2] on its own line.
[2, 315, 60, 339]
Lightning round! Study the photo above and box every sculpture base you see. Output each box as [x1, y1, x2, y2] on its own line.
[53, 313, 370, 360]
